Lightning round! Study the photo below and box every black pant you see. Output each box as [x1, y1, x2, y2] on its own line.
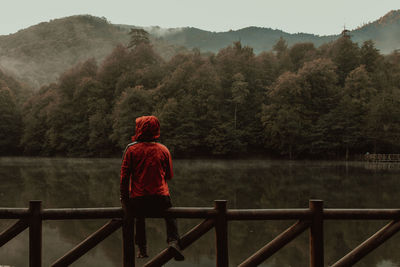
[125, 195, 179, 246]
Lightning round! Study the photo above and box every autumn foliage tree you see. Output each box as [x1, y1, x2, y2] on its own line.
[1, 33, 398, 159]
[0, 87, 22, 155]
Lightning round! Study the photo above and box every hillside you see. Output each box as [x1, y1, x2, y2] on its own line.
[147, 26, 335, 54]
[146, 10, 400, 54]
[1, 11, 400, 88]
[0, 15, 189, 88]
[0, 68, 29, 103]
[350, 10, 400, 53]
[0, 15, 130, 88]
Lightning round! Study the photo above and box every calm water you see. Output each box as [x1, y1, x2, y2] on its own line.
[1, 157, 400, 267]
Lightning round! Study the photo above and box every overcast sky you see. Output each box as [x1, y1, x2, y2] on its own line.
[1, 0, 399, 36]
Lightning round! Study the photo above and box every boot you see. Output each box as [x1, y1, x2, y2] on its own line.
[137, 245, 149, 258]
[168, 240, 184, 261]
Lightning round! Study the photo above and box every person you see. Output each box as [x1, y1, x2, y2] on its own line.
[120, 115, 184, 260]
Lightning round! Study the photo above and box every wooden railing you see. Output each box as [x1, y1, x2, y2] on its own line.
[2, 200, 400, 266]
[364, 154, 400, 162]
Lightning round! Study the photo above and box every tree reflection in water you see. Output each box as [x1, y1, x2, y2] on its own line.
[0, 158, 400, 266]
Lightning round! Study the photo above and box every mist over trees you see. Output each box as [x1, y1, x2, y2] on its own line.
[2, 33, 400, 159]
[2, 11, 400, 89]
[0, 69, 27, 155]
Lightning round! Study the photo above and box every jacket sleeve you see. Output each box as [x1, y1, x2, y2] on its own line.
[164, 149, 173, 180]
[120, 148, 132, 201]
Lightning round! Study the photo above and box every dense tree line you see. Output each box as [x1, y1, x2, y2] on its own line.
[1, 34, 399, 158]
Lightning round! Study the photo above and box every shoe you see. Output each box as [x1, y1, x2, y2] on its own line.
[137, 245, 149, 258]
[168, 240, 184, 261]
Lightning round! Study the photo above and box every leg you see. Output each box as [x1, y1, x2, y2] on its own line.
[165, 216, 179, 243]
[165, 216, 184, 261]
[122, 202, 135, 265]
[132, 197, 148, 258]
[135, 217, 148, 258]
[135, 217, 146, 246]
[162, 196, 184, 261]
[160, 196, 180, 243]
[132, 197, 147, 247]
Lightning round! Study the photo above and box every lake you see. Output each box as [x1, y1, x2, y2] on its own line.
[1, 157, 400, 267]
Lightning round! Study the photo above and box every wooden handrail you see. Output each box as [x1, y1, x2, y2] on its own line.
[324, 209, 400, 220]
[4, 207, 400, 220]
[364, 153, 400, 162]
[227, 208, 312, 220]
[41, 207, 217, 220]
[42, 207, 123, 220]
[0, 208, 29, 219]
[2, 200, 400, 267]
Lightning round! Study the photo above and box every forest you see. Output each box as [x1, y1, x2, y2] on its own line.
[1, 31, 400, 159]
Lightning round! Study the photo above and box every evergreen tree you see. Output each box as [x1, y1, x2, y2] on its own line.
[330, 36, 360, 85]
[20, 85, 59, 155]
[112, 86, 154, 149]
[360, 40, 382, 73]
[273, 37, 293, 74]
[6, 33, 400, 158]
[231, 73, 249, 130]
[289, 42, 316, 71]
[127, 28, 150, 49]
[366, 89, 400, 153]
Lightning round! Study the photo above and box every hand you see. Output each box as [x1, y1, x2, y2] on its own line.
[120, 198, 128, 212]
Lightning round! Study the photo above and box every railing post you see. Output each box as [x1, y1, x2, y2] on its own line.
[29, 200, 42, 267]
[309, 200, 323, 267]
[214, 200, 228, 267]
[122, 207, 135, 267]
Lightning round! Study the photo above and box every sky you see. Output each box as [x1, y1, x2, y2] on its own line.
[1, 0, 400, 36]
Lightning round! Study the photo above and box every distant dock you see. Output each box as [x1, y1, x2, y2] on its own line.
[364, 154, 400, 162]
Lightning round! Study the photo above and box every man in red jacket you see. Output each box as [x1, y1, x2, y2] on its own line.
[120, 115, 184, 260]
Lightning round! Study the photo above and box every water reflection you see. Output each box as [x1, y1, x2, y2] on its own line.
[1, 158, 400, 266]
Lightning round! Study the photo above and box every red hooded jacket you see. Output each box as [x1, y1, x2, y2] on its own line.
[120, 116, 173, 200]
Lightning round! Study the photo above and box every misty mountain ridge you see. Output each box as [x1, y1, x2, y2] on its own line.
[141, 9, 400, 54]
[0, 15, 129, 88]
[1, 11, 400, 88]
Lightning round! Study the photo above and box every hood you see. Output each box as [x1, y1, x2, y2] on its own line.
[132, 115, 161, 142]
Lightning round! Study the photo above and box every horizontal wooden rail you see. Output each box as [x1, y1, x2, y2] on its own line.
[227, 209, 312, 220]
[4, 207, 400, 221]
[324, 209, 400, 220]
[42, 208, 123, 220]
[0, 208, 29, 219]
[42, 207, 216, 220]
[3, 200, 400, 267]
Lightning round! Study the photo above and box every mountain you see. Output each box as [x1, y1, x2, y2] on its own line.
[0, 68, 28, 103]
[146, 10, 400, 54]
[0, 15, 188, 88]
[1, 11, 400, 88]
[350, 10, 400, 53]
[0, 15, 129, 88]
[146, 26, 335, 54]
